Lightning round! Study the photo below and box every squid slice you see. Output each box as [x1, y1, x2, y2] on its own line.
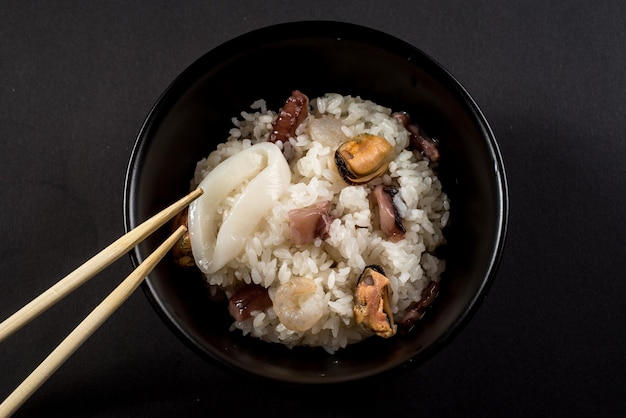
[188, 142, 291, 274]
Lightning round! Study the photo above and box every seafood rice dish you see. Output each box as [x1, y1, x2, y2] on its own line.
[173, 91, 450, 354]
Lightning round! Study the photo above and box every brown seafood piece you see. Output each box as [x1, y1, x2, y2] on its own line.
[398, 280, 440, 332]
[335, 134, 395, 184]
[353, 265, 397, 338]
[392, 112, 440, 161]
[171, 208, 195, 268]
[269, 90, 310, 143]
[373, 185, 405, 242]
[228, 284, 273, 321]
[288, 200, 334, 245]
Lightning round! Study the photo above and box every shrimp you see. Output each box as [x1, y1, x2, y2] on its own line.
[273, 277, 325, 332]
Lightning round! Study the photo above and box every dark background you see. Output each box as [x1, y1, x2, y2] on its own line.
[1, 1, 624, 417]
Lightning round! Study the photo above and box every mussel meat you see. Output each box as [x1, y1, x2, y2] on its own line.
[335, 134, 395, 184]
[353, 265, 397, 338]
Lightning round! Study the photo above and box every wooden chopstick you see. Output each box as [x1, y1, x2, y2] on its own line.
[0, 187, 202, 343]
[0, 224, 188, 417]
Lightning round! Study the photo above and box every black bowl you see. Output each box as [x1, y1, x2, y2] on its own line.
[124, 21, 508, 384]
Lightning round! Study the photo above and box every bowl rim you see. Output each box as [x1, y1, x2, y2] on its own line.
[123, 20, 509, 383]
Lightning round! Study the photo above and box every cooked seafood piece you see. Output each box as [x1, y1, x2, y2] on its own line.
[373, 185, 405, 242]
[335, 134, 395, 184]
[288, 200, 334, 245]
[307, 116, 349, 146]
[353, 265, 397, 338]
[171, 208, 195, 267]
[273, 276, 325, 332]
[188, 142, 291, 274]
[398, 281, 440, 332]
[228, 284, 273, 321]
[269, 90, 310, 143]
[392, 111, 440, 161]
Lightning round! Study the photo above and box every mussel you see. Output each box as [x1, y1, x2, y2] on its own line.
[335, 134, 395, 184]
[353, 265, 397, 338]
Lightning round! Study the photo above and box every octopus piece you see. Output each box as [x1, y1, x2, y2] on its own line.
[269, 90, 310, 143]
[288, 200, 334, 245]
[373, 185, 405, 242]
[228, 284, 273, 322]
[398, 280, 440, 332]
[353, 265, 397, 338]
[392, 112, 440, 162]
[335, 134, 395, 184]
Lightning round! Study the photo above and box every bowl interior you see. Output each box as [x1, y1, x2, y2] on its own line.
[124, 21, 507, 383]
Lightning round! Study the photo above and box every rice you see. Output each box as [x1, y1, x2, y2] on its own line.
[191, 93, 449, 353]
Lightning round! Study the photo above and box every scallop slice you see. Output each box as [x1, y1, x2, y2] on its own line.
[188, 142, 291, 274]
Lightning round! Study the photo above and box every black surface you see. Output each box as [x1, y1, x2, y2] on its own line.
[1, 1, 624, 417]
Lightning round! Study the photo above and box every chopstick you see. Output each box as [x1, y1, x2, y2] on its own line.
[0, 187, 203, 343]
[0, 188, 203, 416]
[0, 224, 188, 417]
